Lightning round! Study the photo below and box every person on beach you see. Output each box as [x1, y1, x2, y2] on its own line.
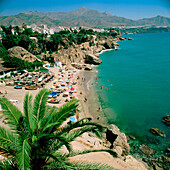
[84, 97, 87, 102]
[96, 77, 98, 80]
[98, 107, 101, 111]
[97, 116, 100, 120]
[5, 90, 7, 94]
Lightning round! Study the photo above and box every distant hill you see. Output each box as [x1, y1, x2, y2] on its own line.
[1, 7, 170, 27]
[0, 13, 69, 27]
[135, 15, 170, 26]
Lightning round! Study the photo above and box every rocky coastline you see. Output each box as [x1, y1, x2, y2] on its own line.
[5, 33, 169, 169]
[39, 35, 121, 67]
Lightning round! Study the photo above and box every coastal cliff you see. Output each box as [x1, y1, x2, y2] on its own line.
[40, 35, 120, 66]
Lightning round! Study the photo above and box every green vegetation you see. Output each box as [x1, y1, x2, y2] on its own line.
[0, 89, 117, 169]
[0, 25, 118, 54]
[0, 24, 118, 71]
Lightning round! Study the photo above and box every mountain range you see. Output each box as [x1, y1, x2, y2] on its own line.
[0, 7, 170, 27]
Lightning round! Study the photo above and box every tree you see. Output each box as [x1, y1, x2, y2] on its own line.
[22, 23, 27, 29]
[13, 26, 21, 35]
[1, 25, 13, 36]
[0, 89, 117, 169]
[22, 28, 33, 36]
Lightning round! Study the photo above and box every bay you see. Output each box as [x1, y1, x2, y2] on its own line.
[95, 32, 170, 155]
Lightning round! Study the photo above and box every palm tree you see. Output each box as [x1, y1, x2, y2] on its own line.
[0, 89, 117, 169]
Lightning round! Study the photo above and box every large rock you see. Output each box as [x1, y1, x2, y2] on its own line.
[161, 156, 170, 165]
[162, 115, 170, 126]
[165, 148, 170, 153]
[139, 144, 156, 155]
[85, 53, 102, 65]
[125, 155, 147, 170]
[8, 46, 41, 62]
[71, 63, 92, 70]
[118, 37, 126, 41]
[106, 124, 130, 156]
[150, 128, 166, 137]
[103, 40, 115, 49]
[53, 47, 85, 65]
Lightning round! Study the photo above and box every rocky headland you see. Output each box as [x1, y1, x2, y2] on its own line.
[39, 35, 121, 67]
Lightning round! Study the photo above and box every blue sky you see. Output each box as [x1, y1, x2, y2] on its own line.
[0, 0, 170, 19]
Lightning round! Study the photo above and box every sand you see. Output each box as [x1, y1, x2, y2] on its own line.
[0, 67, 147, 170]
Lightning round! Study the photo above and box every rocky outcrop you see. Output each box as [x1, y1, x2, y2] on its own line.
[150, 128, 166, 137]
[165, 148, 170, 153]
[118, 37, 126, 41]
[52, 47, 85, 65]
[162, 115, 170, 126]
[8, 46, 41, 62]
[71, 63, 92, 70]
[85, 53, 102, 65]
[106, 124, 130, 156]
[43, 36, 121, 65]
[139, 144, 156, 155]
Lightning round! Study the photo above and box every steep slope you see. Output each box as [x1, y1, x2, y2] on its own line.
[23, 7, 136, 27]
[1, 8, 170, 27]
[0, 13, 69, 26]
[136, 15, 170, 26]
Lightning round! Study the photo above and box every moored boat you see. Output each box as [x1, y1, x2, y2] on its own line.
[14, 85, 22, 89]
[25, 86, 37, 90]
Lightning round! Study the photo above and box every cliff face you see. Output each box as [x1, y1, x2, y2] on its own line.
[41, 36, 120, 65]
[8, 46, 41, 62]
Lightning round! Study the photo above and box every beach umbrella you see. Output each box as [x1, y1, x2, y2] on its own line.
[70, 87, 75, 91]
[64, 91, 69, 95]
[69, 116, 76, 121]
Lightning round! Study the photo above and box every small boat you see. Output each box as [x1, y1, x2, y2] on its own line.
[14, 85, 22, 89]
[25, 86, 37, 90]
[48, 99, 61, 104]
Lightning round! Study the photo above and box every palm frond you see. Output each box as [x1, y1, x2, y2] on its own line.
[43, 152, 75, 170]
[71, 161, 116, 170]
[0, 159, 16, 170]
[38, 133, 72, 152]
[40, 106, 58, 133]
[65, 126, 101, 142]
[58, 118, 106, 137]
[16, 139, 31, 170]
[69, 149, 118, 158]
[48, 99, 79, 133]
[0, 126, 17, 154]
[0, 98, 22, 129]
[32, 88, 49, 129]
[23, 92, 35, 131]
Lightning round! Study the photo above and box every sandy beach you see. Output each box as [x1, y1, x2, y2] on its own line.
[0, 66, 147, 169]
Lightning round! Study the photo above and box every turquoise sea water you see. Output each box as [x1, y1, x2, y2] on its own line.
[95, 32, 170, 155]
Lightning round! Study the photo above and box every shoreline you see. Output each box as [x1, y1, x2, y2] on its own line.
[98, 49, 113, 55]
